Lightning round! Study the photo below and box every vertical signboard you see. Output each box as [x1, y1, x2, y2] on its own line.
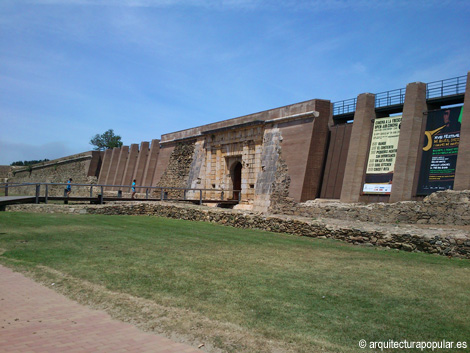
[363, 116, 402, 194]
[417, 106, 463, 195]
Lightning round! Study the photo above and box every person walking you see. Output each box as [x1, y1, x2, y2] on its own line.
[66, 178, 72, 197]
[131, 179, 136, 199]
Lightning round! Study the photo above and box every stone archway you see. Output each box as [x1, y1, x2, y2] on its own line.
[231, 161, 242, 201]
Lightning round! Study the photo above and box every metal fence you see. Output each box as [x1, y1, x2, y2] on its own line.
[375, 87, 406, 108]
[426, 76, 467, 100]
[332, 75, 467, 116]
[332, 98, 357, 116]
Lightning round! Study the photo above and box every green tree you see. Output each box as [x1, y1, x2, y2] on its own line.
[10, 159, 50, 166]
[90, 129, 123, 151]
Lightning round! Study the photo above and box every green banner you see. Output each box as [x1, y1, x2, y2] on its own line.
[417, 106, 463, 195]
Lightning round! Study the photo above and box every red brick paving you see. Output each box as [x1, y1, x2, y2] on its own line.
[0, 265, 201, 353]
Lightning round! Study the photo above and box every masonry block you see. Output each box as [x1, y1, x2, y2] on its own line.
[132, 142, 150, 190]
[121, 144, 139, 191]
[340, 93, 376, 203]
[112, 146, 129, 191]
[98, 149, 113, 185]
[390, 82, 427, 202]
[142, 139, 160, 187]
[104, 147, 121, 189]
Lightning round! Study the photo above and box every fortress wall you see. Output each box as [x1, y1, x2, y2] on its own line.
[112, 146, 129, 191]
[389, 82, 428, 202]
[95, 140, 160, 194]
[104, 148, 121, 187]
[154, 140, 196, 199]
[297, 99, 331, 201]
[336, 71, 468, 204]
[340, 93, 376, 203]
[6, 73, 468, 207]
[152, 144, 175, 186]
[0, 166, 11, 182]
[97, 149, 112, 185]
[160, 98, 330, 143]
[153, 99, 332, 211]
[142, 139, 160, 187]
[7, 151, 103, 196]
[320, 123, 353, 199]
[132, 141, 150, 187]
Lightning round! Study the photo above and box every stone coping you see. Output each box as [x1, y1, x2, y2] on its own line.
[160, 111, 319, 144]
[160, 99, 323, 143]
[12, 152, 95, 173]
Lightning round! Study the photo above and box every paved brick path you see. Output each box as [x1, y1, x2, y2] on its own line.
[0, 265, 201, 353]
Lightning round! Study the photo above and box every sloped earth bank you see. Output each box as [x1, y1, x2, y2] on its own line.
[7, 196, 470, 258]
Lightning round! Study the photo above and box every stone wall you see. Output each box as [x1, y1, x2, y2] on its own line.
[0, 166, 10, 183]
[155, 99, 331, 211]
[201, 125, 264, 204]
[7, 151, 102, 197]
[5, 201, 469, 259]
[187, 140, 205, 191]
[155, 141, 196, 199]
[278, 189, 470, 226]
[5, 204, 88, 214]
[252, 126, 282, 211]
[0, 165, 10, 177]
[268, 155, 296, 214]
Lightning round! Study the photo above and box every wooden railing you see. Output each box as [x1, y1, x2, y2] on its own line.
[0, 182, 241, 205]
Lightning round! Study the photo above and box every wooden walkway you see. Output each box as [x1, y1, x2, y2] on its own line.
[0, 195, 239, 207]
[1, 183, 240, 209]
[0, 196, 37, 207]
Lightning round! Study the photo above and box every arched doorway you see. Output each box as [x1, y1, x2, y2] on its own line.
[231, 162, 242, 201]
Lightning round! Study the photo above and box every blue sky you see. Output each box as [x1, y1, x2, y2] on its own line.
[1, 0, 469, 164]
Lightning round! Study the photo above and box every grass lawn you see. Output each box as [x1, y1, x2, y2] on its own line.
[0, 212, 469, 353]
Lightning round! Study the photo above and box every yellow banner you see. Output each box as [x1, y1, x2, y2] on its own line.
[366, 116, 402, 174]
